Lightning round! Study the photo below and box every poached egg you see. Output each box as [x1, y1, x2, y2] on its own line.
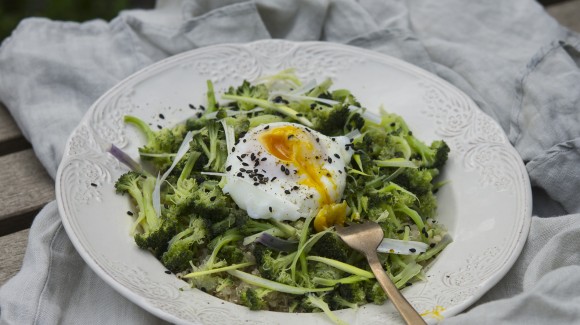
[222, 122, 354, 222]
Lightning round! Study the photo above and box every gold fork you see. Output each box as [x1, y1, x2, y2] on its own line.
[335, 221, 427, 325]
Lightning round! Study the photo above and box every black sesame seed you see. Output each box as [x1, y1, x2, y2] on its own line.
[237, 156, 242, 162]
[406, 282, 413, 286]
[157, 125, 162, 130]
[273, 96, 283, 103]
[334, 154, 340, 159]
[241, 154, 247, 158]
[293, 186, 299, 190]
[226, 165, 232, 171]
[281, 165, 286, 172]
[285, 169, 290, 175]
[338, 170, 342, 174]
[159, 113, 165, 119]
[242, 162, 249, 167]
[127, 211, 134, 216]
[271, 177, 277, 182]
[408, 131, 413, 136]
[231, 147, 235, 153]
[327, 157, 333, 163]
[430, 243, 436, 248]
[210, 196, 216, 202]
[310, 103, 316, 109]
[253, 182, 259, 186]
[243, 139, 247, 143]
[196, 112, 203, 118]
[237, 172, 243, 177]
[165, 270, 171, 274]
[390, 122, 396, 127]
[285, 190, 291, 194]
[199, 105, 206, 111]
[269, 207, 273, 212]
[189, 104, 195, 109]
[90, 183, 97, 187]
[251, 153, 256, 161]
[261, 157, 267, 161]
[264, 125, 270, 130]
[316, 138, 320, 142]
[240, 168, 246, 172]
[409, 248, 417, 253]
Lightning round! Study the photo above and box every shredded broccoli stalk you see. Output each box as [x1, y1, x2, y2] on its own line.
[311, 275, 369, 286]
[124, 115, 155, 142]
[374, 158, 418, 169]
[208, 232, 243, 268]
[183, 262, 255, 278]
[227, 270, 334, 295]
[395, 203, 426, 235]
[222, 94, 314, 127]
[206, 80, 218, 113]
[307, 256, 374, 278]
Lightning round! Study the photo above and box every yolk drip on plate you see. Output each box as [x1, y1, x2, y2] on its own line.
[259, 124, 345, 231]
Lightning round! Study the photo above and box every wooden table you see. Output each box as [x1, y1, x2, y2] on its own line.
[1, 0, 579, 287]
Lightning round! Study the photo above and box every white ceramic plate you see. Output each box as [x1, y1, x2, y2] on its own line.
[56, 40, 531, 325]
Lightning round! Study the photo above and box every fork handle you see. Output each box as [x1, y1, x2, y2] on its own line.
[366, 252, 427, 325]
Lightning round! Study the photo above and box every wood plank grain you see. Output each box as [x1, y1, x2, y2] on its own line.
[547, 0, 580, 33]
[0, 229, 29, 287]
[0, 103, 31, 155]
[0, 150, 54, 236]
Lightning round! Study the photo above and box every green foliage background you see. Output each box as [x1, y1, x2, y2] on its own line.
[0, 0, 154, 42]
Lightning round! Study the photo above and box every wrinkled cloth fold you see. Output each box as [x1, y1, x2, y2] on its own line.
[1, 0, 579, 324]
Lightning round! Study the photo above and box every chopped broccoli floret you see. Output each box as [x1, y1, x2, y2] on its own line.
[310, 232, 351, 263]
[216, 244, 246, 265]
[161, 216, 210, 273]
[225, 80, 269, 111]
[124, 115, 187, 171]
[364, 281, 387, 305]
[337, 283, 367, 305]
[115, 171, 178, 257]
[240, 287, 272, 310]
[253, 244, 296, 285]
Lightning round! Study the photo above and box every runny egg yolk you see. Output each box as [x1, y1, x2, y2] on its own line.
[258, 125, 334, 205]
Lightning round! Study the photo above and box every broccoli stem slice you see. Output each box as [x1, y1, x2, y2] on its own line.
[208, 233, 243, 267]
[124, 115, 155, 143]
[222, 94, 314, 127]
[395, 204, 426, 235]
[178, 151, 201, 183]
[183, 262, 255, 278]
[227, 270, 334, 295]
[206, 80, 218, 113]
[311, 274, 369, 286]
[307, 256, 374, 278]
[374, 158, 418, 169]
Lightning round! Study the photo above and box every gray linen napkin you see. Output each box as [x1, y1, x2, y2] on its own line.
[1, 0, 579, 324]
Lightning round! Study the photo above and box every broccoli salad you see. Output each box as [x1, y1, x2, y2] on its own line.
[112, 70, 451, 321]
